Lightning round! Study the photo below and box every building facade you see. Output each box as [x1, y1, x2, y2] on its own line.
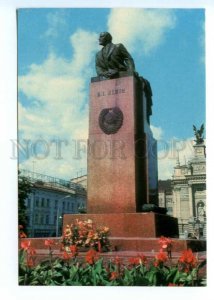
[158, 180, 173, 217]
[21, 170, 87, 237]
[158, 141, 206, 238]
[172, 141, 206, 238]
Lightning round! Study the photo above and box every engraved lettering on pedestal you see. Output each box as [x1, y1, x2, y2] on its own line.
[99, 107, 123, 134]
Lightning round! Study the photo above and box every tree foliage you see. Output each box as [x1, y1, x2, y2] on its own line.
[18, 171, 32, 228]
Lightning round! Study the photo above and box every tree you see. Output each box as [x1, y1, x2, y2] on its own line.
[18, 171, 32, 229]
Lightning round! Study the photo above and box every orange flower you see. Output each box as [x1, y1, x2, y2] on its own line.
[21, 240, 31, 250]
[103, 226, 109, 233]
[85, 249, 99, 265]
[44, 239, 55, 247]
[63, 226, 72, 238]
[110, 271, 119, 280]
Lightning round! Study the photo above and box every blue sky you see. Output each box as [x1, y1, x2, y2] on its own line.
[18, 8, 205, 179]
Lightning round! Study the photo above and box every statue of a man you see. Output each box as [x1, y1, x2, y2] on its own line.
[95, 32, 153, 123]
[95, 32, 136, 79]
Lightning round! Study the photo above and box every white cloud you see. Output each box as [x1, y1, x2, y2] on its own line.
[157, 137, 196, 179]
[107, 8, 176, 54]
[43, 10, 68, 39]
[150, 124, 163, 140]
[18, 29, 98, 178]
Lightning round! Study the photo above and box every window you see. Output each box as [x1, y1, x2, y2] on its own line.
[67, 202, 69, 210]
[55, 200, 58, 209]
[45, 215, 49, 225]
[40, 215, 44, 225]
[41, 198, 45, 207]
[35, 197, 39, 207]
[34, 214, 38, 224]
[47, 199, 50, 207]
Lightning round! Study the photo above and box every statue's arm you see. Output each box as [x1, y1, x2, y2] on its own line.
[118, 44, 135, 72]
[95, 53, 106, 76]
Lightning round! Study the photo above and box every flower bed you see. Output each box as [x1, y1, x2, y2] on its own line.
[18, 222, 206, 286]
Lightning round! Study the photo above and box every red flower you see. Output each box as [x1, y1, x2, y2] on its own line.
[129, 257, 140, 265]
[44, 239, 55, 247]
[85, 249, 99, 265]
[69, 245, 78, 257]
[26, 257, 34, 268]
[114, 256, 122, 265]
[158, 236, 172, 249]
[156, 250, 168, 262]
[28, 247, 36, 256]
[155, 250, 168, 266]
[178, 249, 197, 268]
[63, 251, 72, 260]
[20, 240, 31, 250]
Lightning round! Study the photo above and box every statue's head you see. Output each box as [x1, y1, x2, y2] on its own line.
[99, 32, 112, 46]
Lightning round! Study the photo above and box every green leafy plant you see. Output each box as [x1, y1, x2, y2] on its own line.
[18, 246, 206, 286]
[19, 228, 206, 286]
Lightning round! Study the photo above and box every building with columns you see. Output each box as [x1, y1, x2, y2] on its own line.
[171, 140, 206, 238]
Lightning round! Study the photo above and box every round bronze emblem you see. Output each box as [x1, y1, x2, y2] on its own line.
[99, 107, 123, 134]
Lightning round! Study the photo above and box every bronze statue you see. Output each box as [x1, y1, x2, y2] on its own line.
[95, 32, 135, 79]
[95, 32, 153, 123]
[193, 124, 204, 144]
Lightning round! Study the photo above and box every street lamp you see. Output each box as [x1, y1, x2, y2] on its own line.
[56, 195, 71, 237]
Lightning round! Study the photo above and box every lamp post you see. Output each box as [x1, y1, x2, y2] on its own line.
[56, 195, 70, 237]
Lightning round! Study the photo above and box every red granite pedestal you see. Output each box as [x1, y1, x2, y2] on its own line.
[63, 75, 181, 251]
[87, 75, 149, 213]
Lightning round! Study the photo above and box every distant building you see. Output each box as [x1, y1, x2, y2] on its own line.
[158, 180, 173, 216]
[70, 175, 87, 189]
[21, 170, 86, 237]
[172, 141, 206, 238]
[158, 141, 206, 238]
